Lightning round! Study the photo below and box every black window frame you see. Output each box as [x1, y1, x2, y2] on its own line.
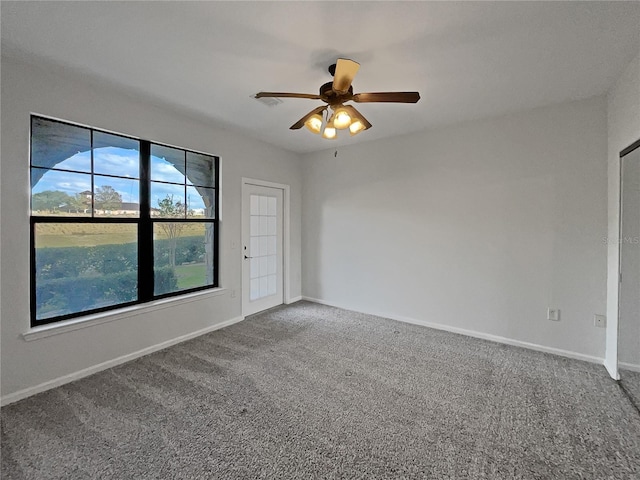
[30, 115, 220, 327]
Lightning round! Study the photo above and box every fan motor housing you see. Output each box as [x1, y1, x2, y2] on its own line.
[320, 82, 353, 104]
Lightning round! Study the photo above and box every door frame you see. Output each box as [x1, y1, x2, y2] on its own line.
[616, 138, 640, 379]
[241, 177, 292, 317]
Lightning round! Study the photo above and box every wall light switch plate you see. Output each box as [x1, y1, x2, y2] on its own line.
[547, 308, 560, 321]
[594, 314, 606, 328]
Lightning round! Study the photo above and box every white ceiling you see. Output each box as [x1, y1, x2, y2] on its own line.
[2, 1, 639, 154]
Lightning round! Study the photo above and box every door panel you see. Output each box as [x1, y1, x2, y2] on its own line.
[619, 146, 640, 369]
[242, 184, 283, 316]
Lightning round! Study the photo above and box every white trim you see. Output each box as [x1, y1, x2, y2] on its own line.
[241, 178, 292, 315]
[286, 296, 302, 304]
[608, 151, 624, 380]
[605, 359, 621, 380]
[3, 315, 244, 406]
[24, 288, 227, 341]
[302, 296, 604, 365]
[619, 361, 640, 373]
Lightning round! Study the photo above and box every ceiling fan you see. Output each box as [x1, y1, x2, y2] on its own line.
[255, 58, 420, 139]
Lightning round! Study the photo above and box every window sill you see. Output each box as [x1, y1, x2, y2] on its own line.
[23, 288, 227, 341]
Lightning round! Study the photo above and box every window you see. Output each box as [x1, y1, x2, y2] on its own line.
[30, 116, 219, 326]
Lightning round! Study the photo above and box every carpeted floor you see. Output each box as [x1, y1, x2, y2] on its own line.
[2, 301, 640, 479]
[620, 369, 640, 412]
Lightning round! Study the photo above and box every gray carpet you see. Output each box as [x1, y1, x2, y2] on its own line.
[2, 301, 640, 479]
[621, 369, 640, 412]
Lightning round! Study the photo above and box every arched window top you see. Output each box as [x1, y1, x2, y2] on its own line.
[150, 144, 215, 188]
[31, 117, 92, 173]
[31, 117, 140, 189]
[30, 116, 216, 220]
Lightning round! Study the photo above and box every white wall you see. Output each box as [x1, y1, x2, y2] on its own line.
[606, 51, 640, 377]
[302, 97, 608, 360]
[0, 57, 302, 402]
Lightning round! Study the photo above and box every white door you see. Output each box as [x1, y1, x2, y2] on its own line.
[242, 183, 284, 316]
[619, 144, 640, 376]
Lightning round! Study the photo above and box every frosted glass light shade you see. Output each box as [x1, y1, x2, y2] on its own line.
[349, 120, 366, 136]
[322, 117, 337, 139]
[304, 114, 323, 134]
[322, 126, 336, 139]
[333, 108, 351, 129]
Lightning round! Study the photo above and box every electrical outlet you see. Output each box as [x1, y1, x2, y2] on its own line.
[594, 314, 606, 328]
[547, 308, 560, 321]
[230, 289, 236, 298]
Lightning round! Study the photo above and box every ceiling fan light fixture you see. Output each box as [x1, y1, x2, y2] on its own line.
[258, 59, 419, 140]
[333, 107, 351, 129]
[304, 113, 323, 134]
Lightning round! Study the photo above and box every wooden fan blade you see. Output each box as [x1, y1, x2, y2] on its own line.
[352, 92, 420, 103]
[255, 92, 322, 100]
[343, 105, 372, 129]
[290, 106, 327, 130]
[332, 58, 360, 94]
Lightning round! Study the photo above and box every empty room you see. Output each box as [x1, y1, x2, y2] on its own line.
[1, 1, 639, 479]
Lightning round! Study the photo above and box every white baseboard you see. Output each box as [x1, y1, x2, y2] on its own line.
[286, 296, 303, 304]
[619, 361, 640, 373]
[302, 296, 325, 303]
[1, 315, 244, 407]
[302, 296, 604, 365]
